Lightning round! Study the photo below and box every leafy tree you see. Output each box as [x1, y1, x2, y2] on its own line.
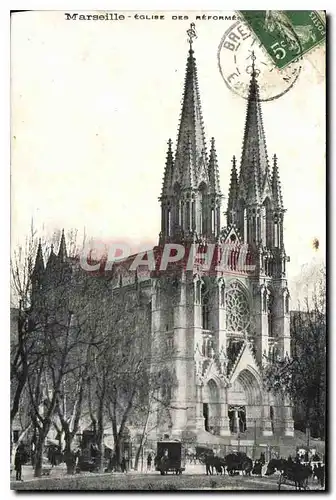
[263, 266, 326, 438]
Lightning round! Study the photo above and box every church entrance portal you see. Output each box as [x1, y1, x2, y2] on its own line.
[228, 406, 246, 433]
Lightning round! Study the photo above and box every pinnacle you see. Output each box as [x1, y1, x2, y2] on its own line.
[227, 155, 239, 225]
[58, 229, 67, 262]
[161, 138, 174, 197]
[208, 137, 221, 194]
[32, 238, 45, 276]
[271, 154, 284, 209]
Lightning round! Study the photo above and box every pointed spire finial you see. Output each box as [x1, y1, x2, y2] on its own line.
[251, 50, 256, 78]
[271, 153, 283, 208]
[58, 228, 67, 261]
[160, 139, 174, 198]
[208, 136, 221, 194]
[32, 237, 45, 277]
[187, 22, 197, 49]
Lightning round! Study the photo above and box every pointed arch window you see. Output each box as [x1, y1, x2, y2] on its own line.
[267, 291, 273, 335]
[238, 199, 245, 239]
[199, 183, 208, 236]
[211, 208, 215, 234]
[284, 291, 289, 314]
[167, 209, 171, 237]
[264, 198, 273, 248]
[201, 282, 210, 330]
[262, 288, 267, 313]
[192, 200, 195, 231]
[174, 183, 181, 229]
[186, 201, 190, 230]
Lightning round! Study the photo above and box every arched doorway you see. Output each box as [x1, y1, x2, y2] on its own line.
[203, 379, 220, 434]
[228, 369, 262, 433]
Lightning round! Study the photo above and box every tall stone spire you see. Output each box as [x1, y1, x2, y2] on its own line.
[173, 23, 208, 189]
[161, 139, 174, 197]
[159, 24, 222, 244]
[32, 238, 44, 278]
[208, 137, 221, 194]
[227, 155, 238, 225]
[239, 53, 269, 200]
[271, 154, 284, 209]
[31, 239, 45, 304]
[58, 229, 67, 262]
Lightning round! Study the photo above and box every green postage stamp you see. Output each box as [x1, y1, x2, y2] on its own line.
[239, 11, 326, 69]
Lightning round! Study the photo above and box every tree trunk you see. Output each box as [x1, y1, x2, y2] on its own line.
[96, 403, 105, 473]
[34, 420, 52, 478]
[34, 436, 45, 478]
[64, 432, 76, 474]
[114, 438, 121, 470]
[134, 445, 142, 471]
[134, 406, 151, 471]
[111, 412, 121, 471]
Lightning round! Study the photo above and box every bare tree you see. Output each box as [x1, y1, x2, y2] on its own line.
[10, 224, 38, 429]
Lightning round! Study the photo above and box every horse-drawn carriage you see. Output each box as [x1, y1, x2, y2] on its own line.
[155, 440, 186, 475]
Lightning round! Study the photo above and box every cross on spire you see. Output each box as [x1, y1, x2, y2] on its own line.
[251, 50, 256, 78]
[187, 22, 197, 48]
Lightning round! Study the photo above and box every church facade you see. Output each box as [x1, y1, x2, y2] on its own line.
[149, 29, 294, 442]
[31, 27, 295, 447]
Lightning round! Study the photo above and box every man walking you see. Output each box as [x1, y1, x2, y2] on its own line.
[14, 443, 25, 481]
[147, 453, 152, 472]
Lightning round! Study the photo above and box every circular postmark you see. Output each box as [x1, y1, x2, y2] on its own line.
[217, 19, 302, 101]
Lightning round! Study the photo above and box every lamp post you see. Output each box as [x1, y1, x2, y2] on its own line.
[306, 425, 311, 450]
[231, 405, 243, 451]
[253, 419, 257, 459]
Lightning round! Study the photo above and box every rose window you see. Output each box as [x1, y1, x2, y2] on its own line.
[225, 283, 250, 332]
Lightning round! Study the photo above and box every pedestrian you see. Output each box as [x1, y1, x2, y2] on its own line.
[147, 453, 152, 472]
[121, 457, 127, 473]
[14, 443, 25, 481]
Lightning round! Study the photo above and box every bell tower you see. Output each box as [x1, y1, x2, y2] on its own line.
[225, 53, 293, 436]
[159, 23, 222, 245]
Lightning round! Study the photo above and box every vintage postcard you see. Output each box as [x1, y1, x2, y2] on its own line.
[10, 10, 326, 491]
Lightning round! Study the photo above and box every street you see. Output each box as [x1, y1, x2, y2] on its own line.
[11, 465, 324, 491]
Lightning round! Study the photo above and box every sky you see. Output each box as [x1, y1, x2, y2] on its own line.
[11, 10, 326, 302]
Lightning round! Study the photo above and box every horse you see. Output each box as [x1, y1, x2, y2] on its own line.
[203, 455, 226, 475]
[265, 458, 286, 476]
[313, 463, 325, 488]
[279, 461, 312, 491]
[225, 452, 253, 476]
[252, 459, 263, 476]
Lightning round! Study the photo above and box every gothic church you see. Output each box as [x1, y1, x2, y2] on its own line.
[32, 27, 294, 447]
